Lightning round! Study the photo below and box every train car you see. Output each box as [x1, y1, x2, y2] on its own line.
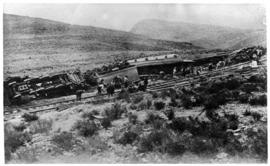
[128, 54, 194, 76]
[97, 65, 140, 85]
[4, 70, 85, 106]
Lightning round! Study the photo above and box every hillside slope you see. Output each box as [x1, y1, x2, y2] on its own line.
[4, 14, 201, 56]
[130, 19, 266, 49]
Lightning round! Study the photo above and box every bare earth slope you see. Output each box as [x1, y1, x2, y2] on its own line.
[4, 14, 201, 56]
[4, 14, 202, 77]
[130, 19, 266, 49]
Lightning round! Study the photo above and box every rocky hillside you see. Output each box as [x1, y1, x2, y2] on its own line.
[4, 14, 201, 55]
[130, 19, 266, 49]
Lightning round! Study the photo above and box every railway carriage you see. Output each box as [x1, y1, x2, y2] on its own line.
[4, 70, 85, 106]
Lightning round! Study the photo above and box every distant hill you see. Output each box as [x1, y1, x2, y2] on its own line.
[130, 19, 266, 50]
[4, 14, 201, 55]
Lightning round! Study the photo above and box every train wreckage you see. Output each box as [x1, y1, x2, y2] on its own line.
[4, 46, 266, 106]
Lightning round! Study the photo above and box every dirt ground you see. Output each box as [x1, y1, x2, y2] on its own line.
[5, 91, 267, 163]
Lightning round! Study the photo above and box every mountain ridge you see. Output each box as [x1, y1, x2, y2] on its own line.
[130, 19, 266, 49]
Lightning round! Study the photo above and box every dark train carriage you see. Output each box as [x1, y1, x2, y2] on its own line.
[4, 70, 85, 106]
[97, 65, 140, 85]
[129, 54, 194, 76]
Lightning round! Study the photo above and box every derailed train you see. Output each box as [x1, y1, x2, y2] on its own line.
[4, 46, 266, 106]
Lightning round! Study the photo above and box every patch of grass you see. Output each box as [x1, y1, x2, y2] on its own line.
[83, 136, 108, 153]
[13, 123, 26, 132]
[169, 117, 190, 133]
[22, 113, 39, 122]
[29, 119, 53, 134]
[81, 112, 95, 120]
[144, 112, 162, 124]
[164, 108, 175, 120]
[189, 137, 219, 155]
[132, 95, 144, 104]
[251, 112, 263, 121]
[101, 117, 112, 129]
[51, 131, 76, 151]
[249, 95, 267, 106]
[13, 145, 39, 163]
[115, 131, 139, 145]
[73, 119, 98, 137]
[103, 103, 126, 121]
[151, 91, 159, 98]
[239, 93, 250, 103]
[165, 141, 186, 156]
[117, 90, 130, 102]
[154, 101, 165, 110]
[243, 109, 252, 116]
[128, 113, 138, 124]
[129, 104, 137, 110]
[138, 129, 170, 153]
[4, 124, 32, 162]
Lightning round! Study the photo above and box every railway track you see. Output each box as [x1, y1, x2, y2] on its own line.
[4, 58, 266, 119]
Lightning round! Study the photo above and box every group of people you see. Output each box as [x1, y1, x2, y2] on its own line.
[96, 75, 149, 96]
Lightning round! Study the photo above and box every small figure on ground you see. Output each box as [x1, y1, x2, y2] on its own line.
[76, 89, 84, 101]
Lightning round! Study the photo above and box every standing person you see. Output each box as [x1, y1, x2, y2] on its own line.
[97, 79, 104, 94]
[76, 89, 84, 101]
[138, 80, 145, 91]
[123, 75, 129, 88]
[173, 67, 177, 77]
[143, 77, 148, 91]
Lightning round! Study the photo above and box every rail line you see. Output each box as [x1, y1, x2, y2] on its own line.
[4, 58, 266, 119]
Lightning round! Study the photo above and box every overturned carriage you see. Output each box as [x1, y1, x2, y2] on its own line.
[4, 70, 85, 106]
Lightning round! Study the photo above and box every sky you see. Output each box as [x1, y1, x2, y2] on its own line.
[4, 4, 266, 31]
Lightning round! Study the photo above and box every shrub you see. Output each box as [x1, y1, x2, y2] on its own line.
[4, 125, 32, 162]
[144, 112, 162, 124]
[240, 83, 260, 93]
[115, 131, 139, 145]
[13, 123, 26, 132]
[101, 117, 112, 129]
[154, 101, 165, 110]
[151, 91, 159, 98]
[137, 101, 148, 110]
[138, 130, 169, 153]
[189, 137, 218, 155]
[104, 103, 126, 120]
[51, 132, 75, 151]
[251, 112, 263, 121]
[22, 113, 38, 122]
[129, 104, 137, 110]
[249, 95, 267, 106]
[243, 109, 252, 116]
[83, 136, 108, 153]
[181, 95, 193, 109]
[239, 93, 250, 103]
[13, 145, 38, 163]
[82, 112, 95, 120]
[169, 98, 178, 107]
[169, 117, 189, 133]
[225, 78, 241, 90]
[29, 119, 53, 134]
[164, 108, 175, 120]
[128, 113, 138, 124]
[117, 90, 130, 102]
[146, 99, 152, 109]
[160, 89, 171, 99]
[250, 127, 267, 161]
[203, 95, 220, 110]
[248, 75, 266, 83]
[165, 142, 186, 156]
[73, 119, 98, 137]
[132, 95, 144, 104]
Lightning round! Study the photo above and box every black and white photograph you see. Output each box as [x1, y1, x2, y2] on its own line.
[3, 2, 268, 164]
